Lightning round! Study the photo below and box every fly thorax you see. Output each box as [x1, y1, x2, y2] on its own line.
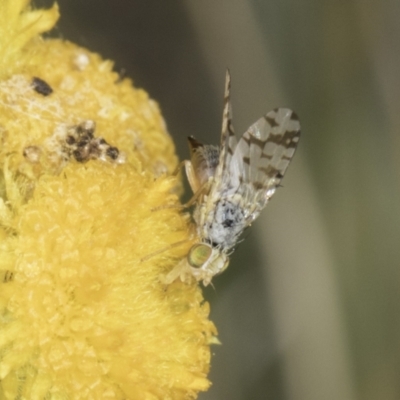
[206, 194, 246, 250]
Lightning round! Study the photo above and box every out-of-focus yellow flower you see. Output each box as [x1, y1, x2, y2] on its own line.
[0, 1, 217, 399]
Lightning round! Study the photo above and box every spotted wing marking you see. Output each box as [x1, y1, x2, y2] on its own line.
[229, 107, 301, 220]
[213, 70, 237, 187]
[210, 73, 300, 205]
[185, 70, 237, 202]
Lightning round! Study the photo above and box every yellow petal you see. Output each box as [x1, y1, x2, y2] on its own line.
[0, 1, 216, 399]
[0, 0, 59, 78]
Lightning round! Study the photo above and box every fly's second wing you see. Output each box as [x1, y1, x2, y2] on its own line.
[209, 69, 238, 197]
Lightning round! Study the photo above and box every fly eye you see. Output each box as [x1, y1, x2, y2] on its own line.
[188, 244, 212, 268]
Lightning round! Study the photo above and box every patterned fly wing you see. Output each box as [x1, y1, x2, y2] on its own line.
[193, 107, 300, 260]
[228, 108, 301, 222]
[185, 70, 236, 202]
[211, 70, 237, 192]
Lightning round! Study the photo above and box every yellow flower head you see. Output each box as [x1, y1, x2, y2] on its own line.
[0, 1, 217, 399]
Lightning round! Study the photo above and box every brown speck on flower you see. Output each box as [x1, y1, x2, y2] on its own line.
[31, 76, 53, 96]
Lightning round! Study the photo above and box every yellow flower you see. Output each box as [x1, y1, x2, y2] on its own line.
[0, 1, 217, 399]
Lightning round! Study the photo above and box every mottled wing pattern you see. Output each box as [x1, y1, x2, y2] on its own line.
[186, 70, 236, 197]
[211, 70, 237, 191]
[229, 108, 300, 219]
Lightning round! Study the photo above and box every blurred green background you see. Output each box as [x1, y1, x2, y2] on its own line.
[37, 1, 400, 399]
